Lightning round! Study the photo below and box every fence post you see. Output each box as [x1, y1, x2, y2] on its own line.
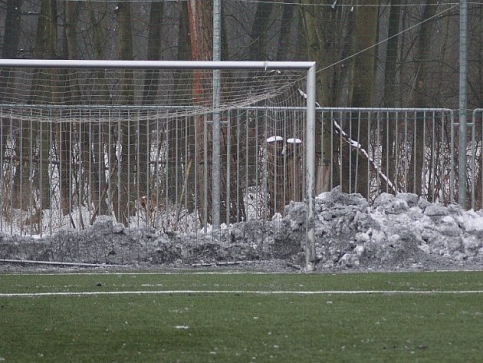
[458, 0, 468, 208]
[212, 0, 222, 229]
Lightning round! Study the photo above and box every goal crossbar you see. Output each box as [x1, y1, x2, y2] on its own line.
[0, 59, 316, 71]
[0, 59, 317, 271]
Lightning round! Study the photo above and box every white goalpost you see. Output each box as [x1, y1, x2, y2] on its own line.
[0, 59, 316, 270]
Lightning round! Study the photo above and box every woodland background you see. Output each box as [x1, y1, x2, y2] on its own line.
[1, 0, 482, 231]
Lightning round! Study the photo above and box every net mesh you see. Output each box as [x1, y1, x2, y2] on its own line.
[0, 65, 309, 236]
[0, 68, 306, 121]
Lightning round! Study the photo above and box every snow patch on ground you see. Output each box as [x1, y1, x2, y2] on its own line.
[1, 187, 483, 272]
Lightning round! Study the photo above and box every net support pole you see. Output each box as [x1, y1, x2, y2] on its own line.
[212, 0, 222, 229]
[305, 63, 317, 272]
[458, 0, 468, 208]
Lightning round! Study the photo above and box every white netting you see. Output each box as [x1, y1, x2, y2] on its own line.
[0, 67, 307, 122]
[0, 63, 310, 236]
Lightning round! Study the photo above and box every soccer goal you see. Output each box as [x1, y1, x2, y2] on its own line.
[0, 59, 316, 270]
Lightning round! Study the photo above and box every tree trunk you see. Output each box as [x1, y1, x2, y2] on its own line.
[113, 1, 136, 226]
[249, 1, 273, 60]
[166, 2, 196, 215]
[408, 0, 439, 195]
[381, 0, 401, 193]
[343, 0, 379, 197]
[14, 0, 57, 217]
[0, 0, 23, 214]
[300, 0, 335, 194]
[187, 0, 214, 226]
[140, 1, 164, 214]
[276, 0, 295, 61]
[86, 0, 110, 219]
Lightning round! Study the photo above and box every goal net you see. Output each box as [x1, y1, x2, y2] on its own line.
[0, 60, 315, 246]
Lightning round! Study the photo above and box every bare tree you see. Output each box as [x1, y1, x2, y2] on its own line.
[381, 0, 401, 193]
[0, 0, 23, 212]
[276, 0, 296, 61]
[342, 0, 379, 197]
[86, 0, 111, 219]
[300, 1, 353, 193]
[187, 0, 214, 225]
[112, 1, 137, 226]
[249, 1, 273, 60]
[15, 0, 58, 219]
[408, 0, 439, 195]
[140, 1, 165, 206]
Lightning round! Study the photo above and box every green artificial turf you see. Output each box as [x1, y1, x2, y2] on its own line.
[1, 271, 483, 362]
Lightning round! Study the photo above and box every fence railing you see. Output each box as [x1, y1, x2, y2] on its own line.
[470, 109, 483, 210]
[1, 105, 478, 237]
[0, 105, 307, 236]
[318, 108, 457, 204]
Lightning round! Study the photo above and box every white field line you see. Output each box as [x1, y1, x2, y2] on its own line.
[4, 269, 483, 277]
[2, 290, 483, 298]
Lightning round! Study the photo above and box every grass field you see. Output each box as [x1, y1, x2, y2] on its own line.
[1, 270, 483, 362]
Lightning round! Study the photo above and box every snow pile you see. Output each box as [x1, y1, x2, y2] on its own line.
[1, 187, 483, 271]
[306, 188, 483, 270]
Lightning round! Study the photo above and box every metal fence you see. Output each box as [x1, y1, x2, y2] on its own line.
[319, 108, 458, 204]
[469, 109, 483, 210]
[0, 105, 307, 236]
[1, 105, 478, 237]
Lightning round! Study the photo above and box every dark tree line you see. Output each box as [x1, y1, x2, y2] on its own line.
[0, 1, 481, 231]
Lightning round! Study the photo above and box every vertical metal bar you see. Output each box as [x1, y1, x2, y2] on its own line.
[245, 110, 250, 220]
[19, 113, 24, 234]
[129, 110, 133, 223]
[136, 109, 140, 227]
[116, 109, 122, 222]
[367, 111, 371, 197]
[212, 0, 222, 230]
[404, 112, 409, 192]
[443, 111, 448, 203]
[459, 0, 468, 207]
[29, 112, 34, 235]
[385, 111, 390, 193]
[412, 111, 417, 193]
[116, 110, 123, 223]
[260, 109, 266, 221]
[423, 111, 427, 199]
[203, 113, 208, 232]
[480, 110, 483, 208]
[0, 106, 3, 232]
[145, 110, 151, 226]
[88, 111, 92, 225]
[335, 111, 340, 191]
[354, 111, 361, 193]
[236, 110, 241, 222]
[165, 119, 170, 230]
[302, 108, 306, 198]
[68, 109, 74, 231]
[305, 63, 316, 272]
[226, 113, 231, 223]
[175, 112, 179, 217]
[155, 112, 162, 228]
[184, 113, 190, 229]
[97, 110, 102, 224]
[49, 108, 54, 235]
[193, 112, 199, 230]
[431, 111, 436, 202]
[471, 110, 476, 209]
[450, 110, 455, 203]
[394, 111, 399, 192]
[8, 112, 14, 234]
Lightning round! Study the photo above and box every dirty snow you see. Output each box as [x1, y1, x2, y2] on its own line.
[1, 187, 483, 273]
